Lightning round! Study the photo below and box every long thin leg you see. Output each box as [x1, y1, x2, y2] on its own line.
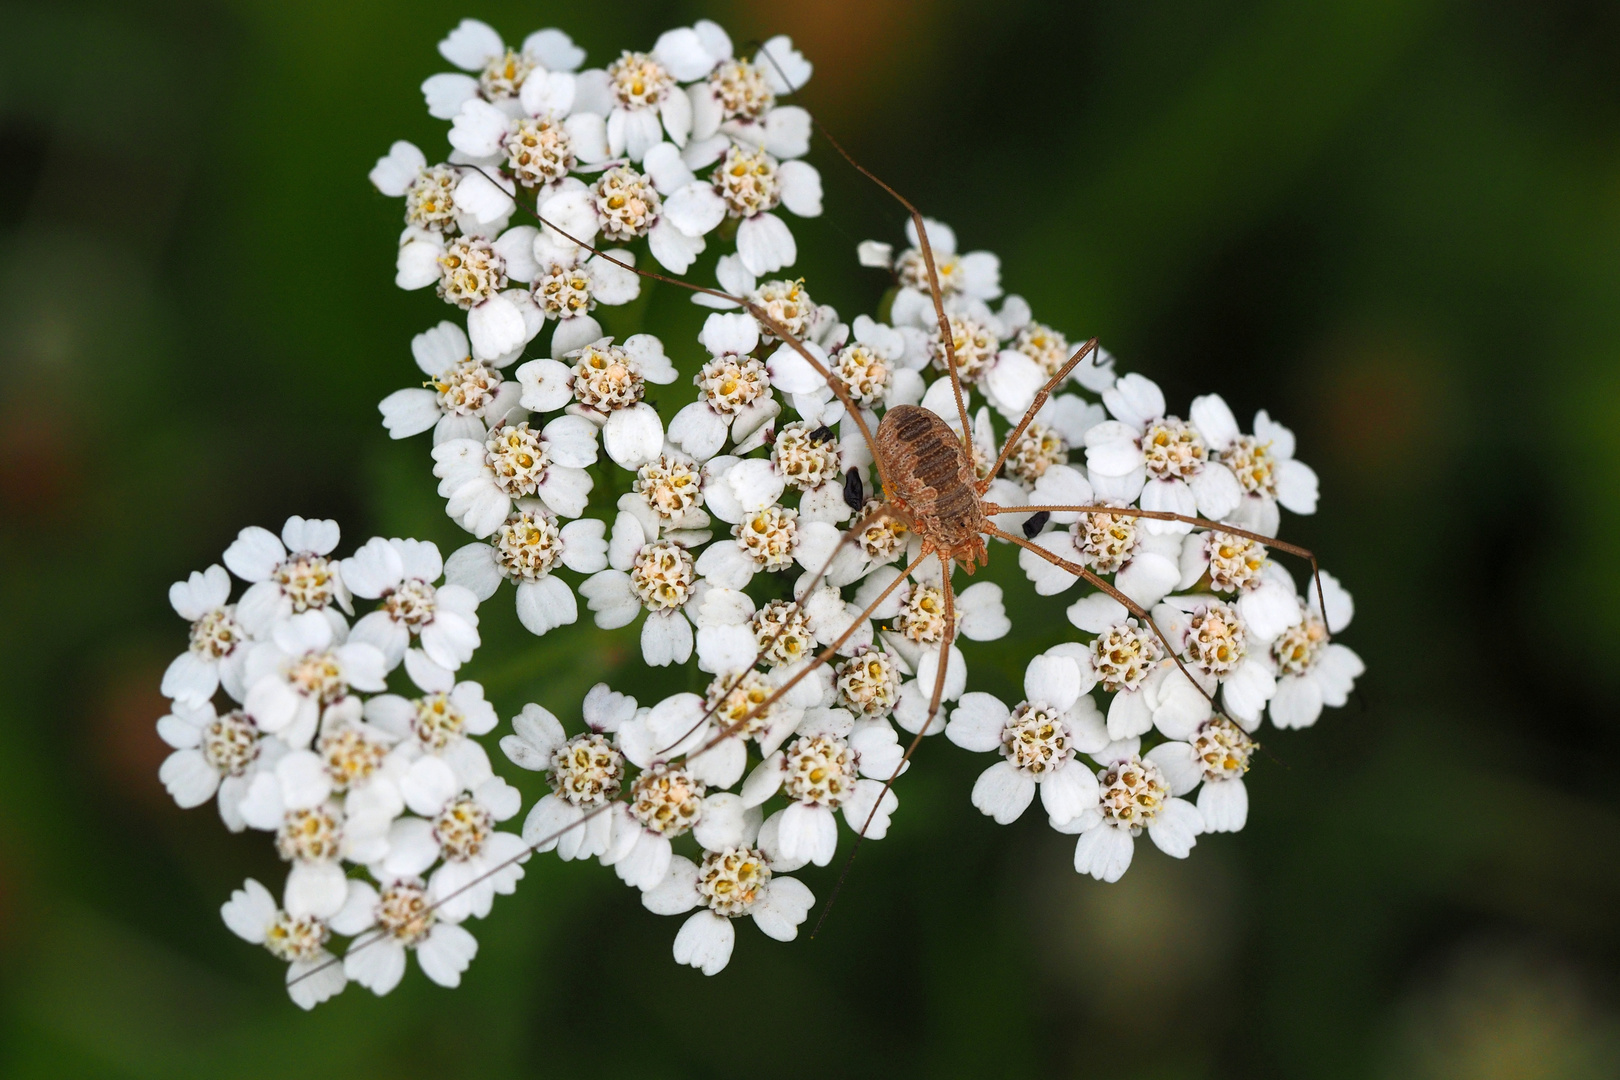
[812, 551, 956, 937]
[311, 547, 929, 988]
[979, 338, 1100, 491]
[466, 164, 893, 493]
[800, 129, 974, 451]
[747, 44, 973, 451]
[303, 549, 927, 987]
[683, 548, 931, 758]
[290, 798, 620, 988]
[654, 502, 896, 756]
[910, 216, 975, 449]
[867, 551, 956, 825]
[985, 524, 1223, 715]
[984, 502, 1330, 631]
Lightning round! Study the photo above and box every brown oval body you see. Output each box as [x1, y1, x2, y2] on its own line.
[876, 404, 987, 562]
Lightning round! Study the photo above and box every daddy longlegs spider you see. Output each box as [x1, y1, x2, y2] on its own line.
[294, 57, 1333, 986]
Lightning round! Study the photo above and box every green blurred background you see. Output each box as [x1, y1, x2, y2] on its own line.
[4, 0, 1620, 1076]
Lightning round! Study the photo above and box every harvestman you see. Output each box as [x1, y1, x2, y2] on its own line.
[296, 82, 1333, 986]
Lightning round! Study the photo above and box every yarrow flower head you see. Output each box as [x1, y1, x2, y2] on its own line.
[157, 18, 1366, 1005]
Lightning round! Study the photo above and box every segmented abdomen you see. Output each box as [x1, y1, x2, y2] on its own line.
[876, 405, 984, 550]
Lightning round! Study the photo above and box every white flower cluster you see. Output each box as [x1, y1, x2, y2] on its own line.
[159, 18, 1365, 1004]
[371, 18, 819, 366]
[158, 518, 529, 1008]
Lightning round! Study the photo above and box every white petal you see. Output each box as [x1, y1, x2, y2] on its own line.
[756, 36, 812, 94]
[614, 830, 673, 890]
[760, 105, 811, 158]
[285, 860, 348, 919]
[1269, 673, 1324, 729]
[284, 954, 346, 1010]
[515, 577, 577, 637]
[520, 69, 576, 117]
[692, 791, 758, 850]
[751, 875, 813, 941]
[971, 760, 1036, 824]
[653, 26, 718, 81]
[726, 458, 787, 511]
[777, 160, 822, 217]
[563, 110, 609, 164]
[159, 748, 221, 808]
[467, 295, 527, 361]
[945, 692, 1009, 753]
[1039, 763, 1099, 826]
[438, 18, 503, 70]
[1139, 477, 1197, 535]
[1025, 654, 1081, 712]
[219, 878, 276, 943]
[396, 236, 445, 290]
[842, 777, 898, 839]
[1106, 684, 1157, 741]
[223, 525, 285, 582]
[1069, 592, 1128, 634]
[523, 28, 585, 71]
[1221, 660, 1276, 727]
[700, 311, 761, 357]
[1276, 459, 1319, 514]
[603, 402, 665, 469]
[913, 643, 967, 702]
[1308, 570, 1355, 633]
[736, 212, 796, 276]
[275, 750, 332, 810]
[765, 340, 829, 395]
[857, 240, 893, 268]
[778, 802, 838, 866]
[664, 182, 727, 237]
[672, 910, 735, 976]
[1073, 823, 1134, 882]
[448, 99, 513, 160]
[609, 106, 664, 162]
[668, 401, 729, 462]
[541, 412, 601, 468]
[1149, 668, 1214, 740]
[521, 794, 579, 854]
[400, 755, 458, 816]
[660, 90, 692, 147]
[416, 922, 478, 987]
[1197, 777, 1248, 833]
[559, 517, 610, 573]
[588, 251, 642, 306]
[1189, 394, 1241, 450]
[1116, 552, 1182, 609]
[1144, 740, 1203, 795]
[1238, 578, 1303, 642]
[642, 856, 702, 915]
[647, 217, 706, 273]
[741, 752, 786, 808]
[579, 570, 640, 628]
[1189, 463, 1242, 523]
[643, 141, 696, 193]
[383, 817, 442, 877]
[686, 731, 746, 788]
[345, 938, 407, 995]
[534, 465, 594, 518]
[444, 542, 502, 601]
[383, 390, 451, 450]
[1102, 373, 1164, 429]
[369, 140, 427, 196]
[160, 653, 220, 708]
[1146, 797, 1203, 858]
[983, 350, 1045, 419]
[421, 73, 479, 120]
